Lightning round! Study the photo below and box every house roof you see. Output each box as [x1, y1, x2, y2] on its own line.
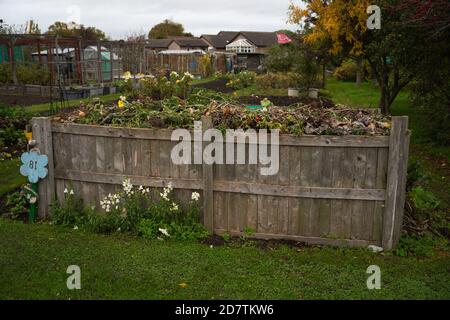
[146, 39, 173, 48]
[171, 38, 209, 48]
[217, 31, 240, 41]
[160, 49, 206, 55]
[201, 33, 239, 49]
[229, 31, 278, 47]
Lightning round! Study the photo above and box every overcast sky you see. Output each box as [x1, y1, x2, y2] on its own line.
[0, 0, 299, 39]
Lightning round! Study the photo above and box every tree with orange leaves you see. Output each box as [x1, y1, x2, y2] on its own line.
[288, 0, 370, 86]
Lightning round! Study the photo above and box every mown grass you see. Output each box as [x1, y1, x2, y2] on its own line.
[0, 218, 449, 300]
[325, 77, 410, 110]
[14, 92, 122, 115]
[234, 85, 287, 97]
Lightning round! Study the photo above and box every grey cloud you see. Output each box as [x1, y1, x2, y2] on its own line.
[0, 0, 296, 39]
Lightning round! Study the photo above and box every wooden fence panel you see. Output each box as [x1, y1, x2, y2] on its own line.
[34, 117, 409, 249]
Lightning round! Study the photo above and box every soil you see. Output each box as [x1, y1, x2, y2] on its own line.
[201, 234, 317, 250]
[193, 79, 335, 107]
[193, 78, 234, 94]
[237, 95, 335, 108]
[0, 94, 52, 106]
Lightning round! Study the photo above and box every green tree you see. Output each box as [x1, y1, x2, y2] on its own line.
[47, 21, 107, 40]
[148, 19, 192, 39]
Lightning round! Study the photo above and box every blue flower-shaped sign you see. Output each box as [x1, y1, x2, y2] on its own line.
[20, 151, 48, 183]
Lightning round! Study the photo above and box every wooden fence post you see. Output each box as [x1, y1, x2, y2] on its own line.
[202, 116, 214, 233]
[382, 116, 410, 250]
[32, 117, 55, 218]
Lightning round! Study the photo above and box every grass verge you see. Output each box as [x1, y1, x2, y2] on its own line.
[0, 218, 449, 300]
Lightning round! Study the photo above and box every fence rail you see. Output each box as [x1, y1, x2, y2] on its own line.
[32, 116, 410, 249]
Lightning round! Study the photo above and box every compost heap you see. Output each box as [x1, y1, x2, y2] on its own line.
[55, 95, 392, 136]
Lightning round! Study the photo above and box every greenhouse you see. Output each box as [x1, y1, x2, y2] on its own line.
[225, 38, 256, 53]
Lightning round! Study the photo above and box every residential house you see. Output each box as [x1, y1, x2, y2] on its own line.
[201, 31, 279, 71]
[146, 39, 173, 52]
[200, 31, 239, 52]
[226, 31, 278, 71]
[146, 37, 209, 53]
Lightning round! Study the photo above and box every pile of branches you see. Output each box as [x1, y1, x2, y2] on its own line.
[56, 94, 391, 136]
[205, 102, 391, 136]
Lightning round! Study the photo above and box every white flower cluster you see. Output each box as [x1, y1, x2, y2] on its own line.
[170, 71, 179, 77]
[100, 193, 120, 213]
[120, 95, 127, 102]
[138, 185, 150, 195]
[160, 183, 173, 201]
[122, 178, 133, 196]
[191, 192, 200, 202]
[170, 202, 179, 212]
[159, 228, 170, 237]
[64, 188, 74, 195]
[183, 71, 194, 80]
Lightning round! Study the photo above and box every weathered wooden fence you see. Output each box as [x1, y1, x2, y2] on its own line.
[32, 116, 410, 249]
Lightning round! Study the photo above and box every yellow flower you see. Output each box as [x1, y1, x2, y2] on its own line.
[122, 71, 132, 80]
[24, 131, 33, 141]
[179, 282, 188, 289]
[118, 100, 125, 108]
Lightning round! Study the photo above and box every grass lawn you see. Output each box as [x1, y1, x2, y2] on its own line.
[0, 158, 26, 197]
[235, 85, 287, 97]
[0, 218, 449, 300]
[325, 77, 410, 110]
[192, 76, 216, 85]
[14, 92, 123, 115]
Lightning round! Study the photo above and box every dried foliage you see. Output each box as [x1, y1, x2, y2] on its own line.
[55, 91, 391, 136]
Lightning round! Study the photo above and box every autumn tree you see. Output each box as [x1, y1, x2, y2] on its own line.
[289, 0, 447, 114]
[289, 0, 370, 86]
[148, 19, 192, 39]
[47, 21, 107, 40]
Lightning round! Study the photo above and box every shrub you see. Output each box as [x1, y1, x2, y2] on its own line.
[256, 72, 302, 89]
[5, 190, 28, 220]
[263, 45, 298, 72]
[0, 64, 12, 83]
[333, 59, 371, 82]
[409, 186, 440, 210]
[112, 79, 134, 93]
[226, 71, 256, 90]
[139, 71, 194, 99]
[0, 127, 26, 150]
[0, 63, 50, 85]
[333, 60, 358, 82]
[199, 54, 214, 78]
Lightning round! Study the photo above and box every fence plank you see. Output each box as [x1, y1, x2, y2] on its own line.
[202, 116, 214, 233]
[52, 123, 389, 147]
[383, 117, 410, 250]
[32, 117, 55, 218]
